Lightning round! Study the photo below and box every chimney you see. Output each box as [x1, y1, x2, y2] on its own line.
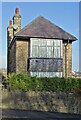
[15, 8, 19, 14]
[13, 7, 21, 35]
[9, 20, 12, 27]
[7, 19, 13, 46]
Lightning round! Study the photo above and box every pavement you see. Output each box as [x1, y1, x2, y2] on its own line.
[1, 109, 81, 120]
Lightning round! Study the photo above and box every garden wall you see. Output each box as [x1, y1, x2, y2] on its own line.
[2, 89, 81, 114]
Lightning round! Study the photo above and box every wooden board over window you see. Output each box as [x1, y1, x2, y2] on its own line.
[30, 58, 63, 72]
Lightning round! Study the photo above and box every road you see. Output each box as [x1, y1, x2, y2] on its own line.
[1, 109, 81, 120]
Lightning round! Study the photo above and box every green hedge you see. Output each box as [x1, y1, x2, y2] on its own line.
[7, 73, 81, 92]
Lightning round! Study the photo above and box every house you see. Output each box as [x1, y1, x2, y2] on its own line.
[72, 71, 81, 78]
[7, 8, 77, 77]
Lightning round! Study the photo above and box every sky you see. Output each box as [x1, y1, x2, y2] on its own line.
[1, 2, 79, 71]
[0, 2, 2, 69]
[79, 2, 81, 72]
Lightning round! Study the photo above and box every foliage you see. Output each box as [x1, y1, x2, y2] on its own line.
[7, 73, 81, 92]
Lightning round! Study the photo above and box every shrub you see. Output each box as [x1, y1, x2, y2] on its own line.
[7, 73, 81, 92]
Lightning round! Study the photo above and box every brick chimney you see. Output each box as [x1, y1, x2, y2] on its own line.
[13, 7, 21, 35]
[15, 8, 19, 14]
[9, 20, 12, 26]
[7, 19, 13, 46]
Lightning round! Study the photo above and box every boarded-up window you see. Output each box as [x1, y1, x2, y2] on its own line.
[30, 58, 63, 72]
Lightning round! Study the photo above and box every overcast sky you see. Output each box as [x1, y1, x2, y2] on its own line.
[1, 2, 79, 71]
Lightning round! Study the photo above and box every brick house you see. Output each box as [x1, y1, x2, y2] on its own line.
[7, 8, 77, 77]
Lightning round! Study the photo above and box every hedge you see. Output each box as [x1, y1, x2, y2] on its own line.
[7, 73, 81, 92]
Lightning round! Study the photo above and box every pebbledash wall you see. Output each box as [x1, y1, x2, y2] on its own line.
[7, 8, 76, 77]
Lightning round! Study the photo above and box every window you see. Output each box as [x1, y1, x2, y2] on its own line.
[47, 40, 53, 46]
[47, 47, 53, 57]
[30, 38, 63, 78]
[39, 47, 47, 57]
[30, 72, 63, 78]
[30, 38, 62, 58]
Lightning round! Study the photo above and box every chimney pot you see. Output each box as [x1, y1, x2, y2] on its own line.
[9, 20, 12, 26]
[15, 8, 19, 14]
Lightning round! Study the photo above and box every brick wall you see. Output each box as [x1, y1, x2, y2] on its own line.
[8, 42, 16, 73]
[7, 27, 13, 45]
[16, 39, 30, 74]
[8, 39, 72, 77]
[63, 42, 72, 77]
[67, 43, 72, 77]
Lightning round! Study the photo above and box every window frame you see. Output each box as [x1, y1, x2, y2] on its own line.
[30, 38, 62, 58]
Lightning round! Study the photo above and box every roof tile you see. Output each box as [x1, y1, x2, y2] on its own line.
[15, 16, 77, 41]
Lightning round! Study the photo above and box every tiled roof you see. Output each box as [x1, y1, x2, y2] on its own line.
[15, 16, 77, 41]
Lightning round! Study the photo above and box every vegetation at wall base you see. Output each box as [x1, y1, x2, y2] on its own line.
[6, 73, 81, 93]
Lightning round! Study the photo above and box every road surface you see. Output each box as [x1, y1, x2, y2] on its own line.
[1, 109, 81, 120]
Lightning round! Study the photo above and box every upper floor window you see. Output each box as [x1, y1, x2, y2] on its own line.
[30, 38, 62, 58]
